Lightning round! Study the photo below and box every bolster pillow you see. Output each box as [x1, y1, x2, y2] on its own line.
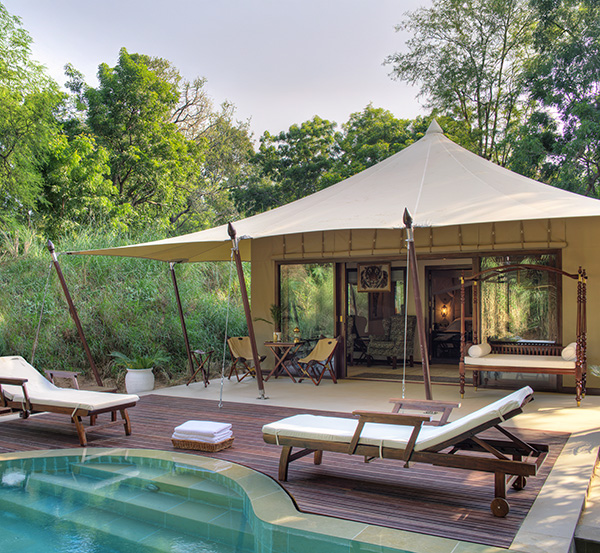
[468, 343, 492, 358]
[561, 342, 577, 361]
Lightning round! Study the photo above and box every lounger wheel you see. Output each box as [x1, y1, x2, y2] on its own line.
[19, 410, 30, 419]
[490, 497, 510, 517]
[512, 476, 526, 490]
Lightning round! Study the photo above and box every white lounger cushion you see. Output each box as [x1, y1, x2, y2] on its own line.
[263, 386, 533, 453]
[464, 354, 575, 369]
[0, 356, 139, 412]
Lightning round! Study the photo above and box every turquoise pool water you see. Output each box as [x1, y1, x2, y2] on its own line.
[0, 449, 427, 553]
[0, 452, 252, 553]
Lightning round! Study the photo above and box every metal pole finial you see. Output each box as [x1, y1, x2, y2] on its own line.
[403, 209, 413, 229]
[227, 222, 236, 240]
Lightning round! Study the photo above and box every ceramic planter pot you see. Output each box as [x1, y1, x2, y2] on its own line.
[125, 368, 155, 394]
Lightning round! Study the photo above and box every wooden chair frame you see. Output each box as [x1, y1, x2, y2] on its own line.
[296, 337, 340, 385]
[227, 337, 266, 382]
[0, 377, 136, 447]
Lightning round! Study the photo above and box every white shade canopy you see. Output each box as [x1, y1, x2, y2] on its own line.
[72, 121, 600, 262]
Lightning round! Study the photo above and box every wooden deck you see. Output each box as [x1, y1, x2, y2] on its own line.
[0, 394, 567, 548]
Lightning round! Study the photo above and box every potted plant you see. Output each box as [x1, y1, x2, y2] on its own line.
[255, 304, 285, 341]
[110, 351, 169, 393]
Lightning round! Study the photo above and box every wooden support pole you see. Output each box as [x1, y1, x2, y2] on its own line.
[170, 262, 196, 379]
[228, 223, 267, 399]
[47, 240, 103, 386]
[403, 210, 433, 400]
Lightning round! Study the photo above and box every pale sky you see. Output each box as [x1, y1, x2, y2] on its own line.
[4, 0, 428, 139]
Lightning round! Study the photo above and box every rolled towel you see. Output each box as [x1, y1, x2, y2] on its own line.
[174, 420, 232, 437]
[468, 343, 492, 358]
[561, 342, 577, 361]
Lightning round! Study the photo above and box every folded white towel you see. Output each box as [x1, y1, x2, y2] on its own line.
[173, 428, 232, 439]
[171, 431, 232, 444]
[174, 420, 232, 436]
[172, 429, 232, 441]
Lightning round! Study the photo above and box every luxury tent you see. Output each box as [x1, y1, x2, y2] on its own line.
[65, 121, 600, 396]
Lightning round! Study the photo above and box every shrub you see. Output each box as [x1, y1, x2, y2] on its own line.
[0, 228, 247, 382]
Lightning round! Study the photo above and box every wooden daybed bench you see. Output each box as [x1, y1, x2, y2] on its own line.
[458, 265, 587, 405]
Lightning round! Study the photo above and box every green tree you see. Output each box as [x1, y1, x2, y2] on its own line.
[39, 133, 115, 236]
[330, 104, 414, 181]
[137, 57, 254, 231]
[385, 0, 535, 164]
[0, 3, 62, 230]
[525, 0, 600, 197]
[505, 111, 559, 182]
[84, 48, 199, 230]
[252, 116, 337, 205]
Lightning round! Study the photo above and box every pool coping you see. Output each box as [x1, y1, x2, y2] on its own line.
[3, 446, 584, 553]
[0, 447, 513, 553]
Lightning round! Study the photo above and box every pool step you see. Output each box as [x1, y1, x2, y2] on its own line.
[24, 471, 254, 551]
[0, 487, 248, 552]
[70, 461, 244, 510]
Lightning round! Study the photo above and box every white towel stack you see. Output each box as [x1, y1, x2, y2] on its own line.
[172, 420, 233, 444]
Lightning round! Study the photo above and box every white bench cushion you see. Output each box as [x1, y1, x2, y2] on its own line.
[464, 354, 575, 369]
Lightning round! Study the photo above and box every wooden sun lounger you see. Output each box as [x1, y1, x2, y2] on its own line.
[0, 356, 139, 446]
[263, 387, 548, 517]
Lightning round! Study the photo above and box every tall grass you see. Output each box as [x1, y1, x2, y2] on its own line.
[0, 228, 248, 383]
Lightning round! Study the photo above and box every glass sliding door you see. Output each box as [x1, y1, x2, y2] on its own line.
[479, 254, 559, 343]
[478, 253, 560, 389]
[279, 263, 334, 342]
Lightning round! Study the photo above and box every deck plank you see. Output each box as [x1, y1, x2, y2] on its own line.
[0, 394, 567, 548]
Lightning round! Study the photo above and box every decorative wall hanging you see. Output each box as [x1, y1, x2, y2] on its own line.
[358, 263, 392, 292]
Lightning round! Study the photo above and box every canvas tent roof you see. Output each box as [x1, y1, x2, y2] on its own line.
[73, 120, 600, 262]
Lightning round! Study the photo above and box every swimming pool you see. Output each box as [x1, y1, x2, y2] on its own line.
[0, 449, 456, 553]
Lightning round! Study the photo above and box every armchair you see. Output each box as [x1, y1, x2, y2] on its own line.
[367, 314, 416, 368]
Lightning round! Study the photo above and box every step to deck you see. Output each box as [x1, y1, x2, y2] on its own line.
[17, 470, 254, 551]
[70, 461, 244, 510]
[0, 487, 249, 553]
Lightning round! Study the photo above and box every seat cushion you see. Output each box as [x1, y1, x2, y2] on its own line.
[0, 356, 138, 412]
[263, 387, 533, 452]
[464, 354, 575, 369]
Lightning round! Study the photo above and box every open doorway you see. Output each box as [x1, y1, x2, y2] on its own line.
[428, 267, 472, 365]
[346, 264, 412, 378]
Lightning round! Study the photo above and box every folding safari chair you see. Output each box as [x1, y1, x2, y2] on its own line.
[0, 356, 139, 446]
[227, 337, 266, 382]
[296, 337, 339, 385]
[263, 386, 547, 517]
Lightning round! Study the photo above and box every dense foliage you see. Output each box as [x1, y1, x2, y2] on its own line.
[0, 231, 248, 385]
[1, 0, 599, 382]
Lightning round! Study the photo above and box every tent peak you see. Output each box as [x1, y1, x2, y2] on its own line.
[426, 119, 444, 135]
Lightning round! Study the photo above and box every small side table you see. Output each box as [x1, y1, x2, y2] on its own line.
[44, 369, 118, 426]
[186, 349, 213, 387]
[264, 341, 303, 382]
